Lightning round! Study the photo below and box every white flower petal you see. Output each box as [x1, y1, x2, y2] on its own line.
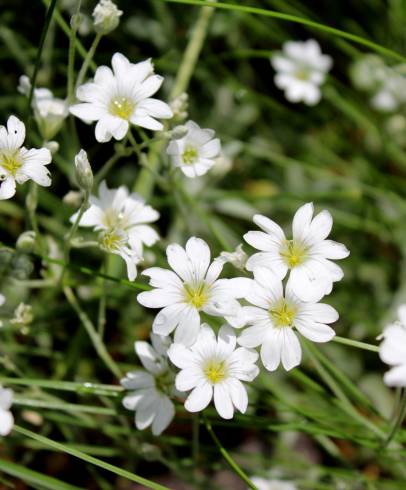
[185, 383, 213, 413]
[174, 305, 200, 346]
[151, 396, 175, 435]
[280, 328, 302, 371]
[383, 365, 406, 387]
[214, 383, 234, 419]
[152, 303, 187, 336]
[0, 177, 16, 200]
[0, 410, 14, 436]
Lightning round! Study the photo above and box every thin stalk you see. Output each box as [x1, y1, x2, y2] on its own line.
[75, 32, 103, 90]
[134, 1, 215, 198]
[13, 426, 172, 490]
[161, 0, 406, 63]
[98, 258, 107, 338]
[67, 0, 82, 100]
[381, 390, 406, 450]
[203, 417, 258, 490]
[63, 286, 122, 379]
[333, 336, 379, 353]
[13, 398, 116, 416]
[28, 0, 58, 108]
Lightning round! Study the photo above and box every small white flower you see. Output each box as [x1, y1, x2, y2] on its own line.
[166, 120, 221, 178]
[271, 39, 332, 105]
[137, 237, 248, 346]
[379, 305, 406, 387]
[244, 202, 349, 302]
[72, 180, 160, 256]
[249, 477, 297, 490]
[92, 0, 123, 34]
[121, 334, 176, 436]
[18, 76, 68, 140]
[0, 115, 52, 200]
[0, 386, 14, 436]
[70, 53, 173, 143]
[371, 70, 406, 112]
[238, 267, 338, 372]
[168, 324, 259, 419]
[216, 244, 248, 270]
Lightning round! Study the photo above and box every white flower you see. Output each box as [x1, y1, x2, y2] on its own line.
[371, 70, 406, 112]
[70, 53, 173, 143]
[0, 386, 14, 436]
[137, 237, 248, 346]
[74, 149, 93, 191]
[238, 267, 338, 372]
[0, 294, 5, 307]
[249, 477, 297, 490]
[244, 202, 349, 302]
[18, 76, 68, 140]
[379, 305, 406, 387]
[72, 180, 160, 255]
[168, 324, 259, 419]
[216, 244, 248, 270]
[166, 121, 221, 178]
[271, 39, 332, 105]
[92, 0, 123, 34]
[0, 115, 52, 200]
[121, 334, 176, 436]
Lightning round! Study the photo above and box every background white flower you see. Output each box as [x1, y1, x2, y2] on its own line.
[168, 324, 259, 419]
[0, 386, 14, 436]
[244, 202, 349, 302]
[166, 120, 221, 178]
[271, 39, 332, 105]
[137, 237, 248, 346]
[70, 53, 173, 142]
[238, 267, 338, 372]
[249, 477, 297, 490]
[379, 305, 406, 387]
[121, 334, 175, 436]
[0, 115, 52, 200]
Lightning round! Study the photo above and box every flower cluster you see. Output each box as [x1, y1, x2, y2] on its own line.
[71, 180, 159, 280]
[121, 202, 350, 434]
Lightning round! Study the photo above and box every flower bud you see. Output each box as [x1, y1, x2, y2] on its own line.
[169, 92, 188, 121]
[92, 0, 123, 34]
[63, 190, 83, 207]
[16, 231, 36, 253]
[44, 141, 60, 154]
[74, 149, 93, 192]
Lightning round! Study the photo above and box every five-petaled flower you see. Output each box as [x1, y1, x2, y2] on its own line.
[168, 324, 259, 419]
[166, 120, 221, 178]
[238, 267, 338, 372]
[137, 237, 247, 346]
[271, 39, 332, 105]
[70, 53, 173, 142]
[0, 115, 52, 200]
[121, 334, 176, 435]
[379, 305, 406, 387]
[244, 202, 349, 302]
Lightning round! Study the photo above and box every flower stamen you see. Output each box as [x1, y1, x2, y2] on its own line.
[182, 146, 198, 165]
[204, 359, 227, 384]
[183, 282, 210, 309]
[270, 300, 297, 328]
[279, 239, 308, 268]
[0, 152, 22, 176]
[109, 96, 135, 120]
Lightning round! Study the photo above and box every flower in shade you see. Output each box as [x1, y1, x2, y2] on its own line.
[137, 237, 248, 346]
[168, 324, 259, 419]
[70, 53, 173, 142]
[0, 115, 52, 200]
[271, 39, 332, 105]
[0, 386, 14, 436]
[379, 305, 406, 387]
[121, 334, 176, 435]
[166, 120, 221, 178]
[238, 267, 338, 372]
[71, 180, 159, 280]
[244, 202, 349, 302]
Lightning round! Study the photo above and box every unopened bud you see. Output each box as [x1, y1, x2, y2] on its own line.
[63, 190, 83, 207]
[16, 231, 36, 253]
[44, 141, 59, 154]
[74, 149, 93, 192]
[169, 92, 188, 121]
[92, 0, 123, 34]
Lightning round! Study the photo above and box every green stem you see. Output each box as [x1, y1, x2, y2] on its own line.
[63, 286, 122, 379]
[67, 0, 82, 100]
[203, 417, 258, 490]
[14, 397, 116, 416]
[333, 336, 379, 353]
[13, 426, 171, 490]
[161, 0, 406, 63]
[134, 1, 215, 199]
[381, 390, 406, 450]
[75, 32, 103, 90]
[98, 258, 107, 338]
[28, 0, 58, 108]
[0, 377, 122, 395]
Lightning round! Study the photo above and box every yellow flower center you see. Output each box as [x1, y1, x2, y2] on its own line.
[108, 96, 135, 120]
[295, 68, 310, 81]
[99, 229, 125, 252]
[183, 282, 210, 309]
[204, 359, 227, 384]
[270, 299, 297, 328]
[279, 239, 308, 268]
[0, 152, 22, 177]
[182, 146, 198, 165]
